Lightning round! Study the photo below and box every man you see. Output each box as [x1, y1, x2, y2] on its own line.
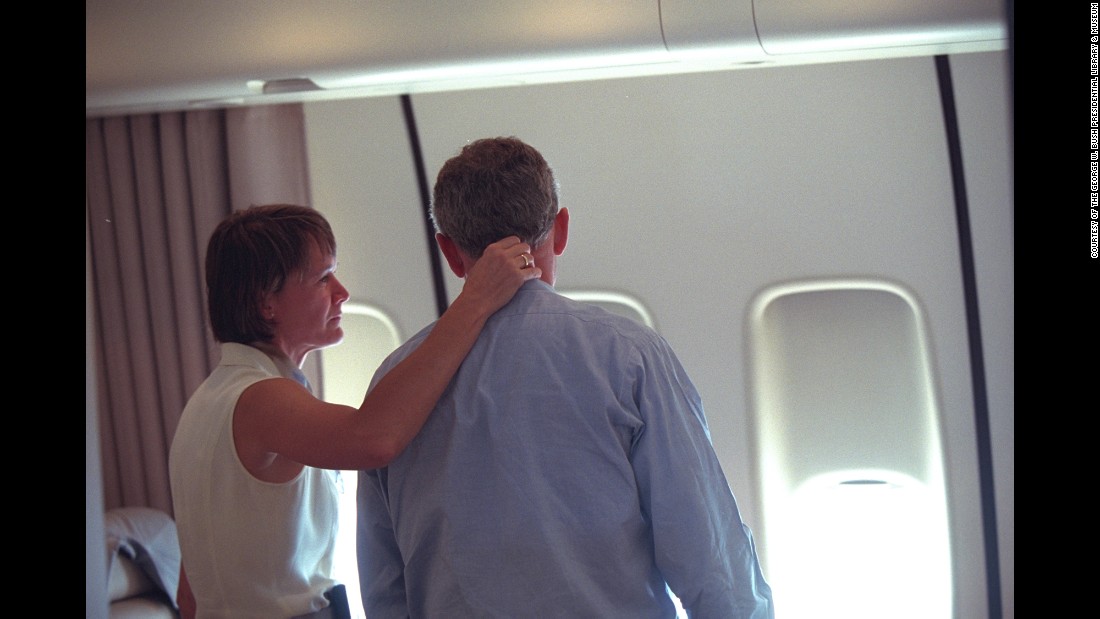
[356, 137, 774, 618]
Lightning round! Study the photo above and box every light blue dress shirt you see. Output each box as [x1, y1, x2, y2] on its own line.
[357, 280, 773, 618]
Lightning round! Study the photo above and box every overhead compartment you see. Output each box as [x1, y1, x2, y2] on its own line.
[86, 0, 1008, 117]
[750, 0, 1008, 56]
[658, 0, 766, 63]
[86, 0, 674, 116]
[660, 0, 1008, 62]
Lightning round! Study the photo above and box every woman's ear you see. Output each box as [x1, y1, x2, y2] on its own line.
[260, 294, 276, 321]
[435, 233, 468, 278]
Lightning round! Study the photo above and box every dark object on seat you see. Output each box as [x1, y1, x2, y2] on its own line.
[325, 584, 352, 619]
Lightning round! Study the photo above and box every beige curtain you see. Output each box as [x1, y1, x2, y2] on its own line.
[86, 103, 311, 515]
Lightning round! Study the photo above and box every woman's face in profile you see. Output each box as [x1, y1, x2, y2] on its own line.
[267, 242, 350, 361]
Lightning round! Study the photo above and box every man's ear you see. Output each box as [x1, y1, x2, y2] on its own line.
[436, 233, 468, 278]
[552, 208, 569, 255]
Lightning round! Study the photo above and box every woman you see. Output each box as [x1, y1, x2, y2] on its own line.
[168, 204, 539, 618]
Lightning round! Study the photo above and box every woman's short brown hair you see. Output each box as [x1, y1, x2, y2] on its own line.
[205, 204, 336, 343]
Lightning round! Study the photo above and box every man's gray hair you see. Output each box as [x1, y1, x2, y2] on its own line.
[431, 136, 559, 258]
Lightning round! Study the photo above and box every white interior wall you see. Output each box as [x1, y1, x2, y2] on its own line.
[306, 96, 438, 343]
[950, 50, 1014, 618]
[303, 49, 1012, 617]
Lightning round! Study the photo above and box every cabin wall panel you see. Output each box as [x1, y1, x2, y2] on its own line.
[949, 50, 1014, 618]
[406, 54, 973, 529]
[304, 96, 438, 344]
[302, 50, 1011, 616]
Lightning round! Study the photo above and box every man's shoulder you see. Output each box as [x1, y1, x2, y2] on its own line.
[527, 292, 673, 357]
[557, 294, 657, 334]
[378, 320, 438, 366]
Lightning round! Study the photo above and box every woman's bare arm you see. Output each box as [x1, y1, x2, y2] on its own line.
[234, 236, 539, 474]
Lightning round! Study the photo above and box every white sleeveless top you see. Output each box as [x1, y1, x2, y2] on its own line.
[170, 343, 339, 618]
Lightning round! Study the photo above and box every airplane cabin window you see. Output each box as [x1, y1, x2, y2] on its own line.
[748, 280, 952, 619]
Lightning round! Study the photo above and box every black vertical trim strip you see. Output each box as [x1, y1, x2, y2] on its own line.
[934, 54, 1003, 619]
[401, 94, 450, 318]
